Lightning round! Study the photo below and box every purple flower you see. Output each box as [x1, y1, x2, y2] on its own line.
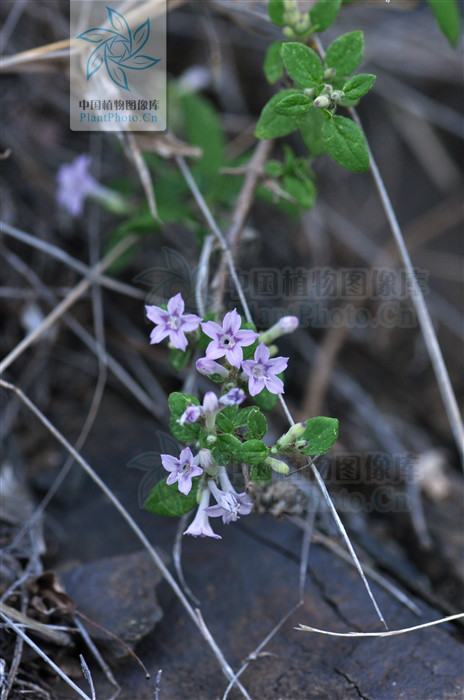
[220, 387, 246, 406]
[161, 447, 203, 495]
[184, 487, 221, 539]
[201, 309, 258, 367]
[178, 404, 202, 425]
[56, 154, 98, 217]
[241, 342, 288, 396]
[146, 293, 202, 352]
[205, 466, 253, 524]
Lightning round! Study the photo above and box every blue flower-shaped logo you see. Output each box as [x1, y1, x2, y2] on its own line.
[77, 6, 161, 91]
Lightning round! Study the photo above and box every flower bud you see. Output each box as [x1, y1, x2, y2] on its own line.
[276, 422, 307, 449]
[265, 457, 290, 475]
[283, 26, 295, 38]
[313, 95, 331, 109]
[196, 357, 229, 379]
[304, 88, 316, 99]
[331, 90, 344, 103]
[322, 84, 332, 94]
[260, 316, 300, 345]
[324, 67, 336, 79]
[206, 434, 217, 445]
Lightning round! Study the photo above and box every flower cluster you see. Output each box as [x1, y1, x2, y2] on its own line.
[145, 301, 293, 398]
[144, 294, 308, 540]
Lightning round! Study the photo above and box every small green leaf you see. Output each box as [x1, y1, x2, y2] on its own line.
[255, 90, 308, 140]
[250, 461, 272, 485]
[274, 92, 312, 117]
[211, 447, 231, 465]
[281, 43, 324, 88]
[253, 386, 278, 412]
[247, 409, 268, 439]
[236, 439, 270, 465]
[268, 0, 285, 26]
[325, 30, 364, 76]
[301, 416, 339, 456]
[144, 476, 200, 517]
[299, 107, 326, 157]
[264, 41, 285, 84]
[426, 0, 461, 46]
[234, 406, 257, 427]
[216, 411, 235, 433]
[169, 348, 191, 372]
[309, 0, 342, 32]
[342, 73, 376, 100]
[282, 175, 316, 209]
[322, 115, 369, 173]
[216, 433, 242, 458]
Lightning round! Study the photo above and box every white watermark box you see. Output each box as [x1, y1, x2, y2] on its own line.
[70, 0, 166, 131]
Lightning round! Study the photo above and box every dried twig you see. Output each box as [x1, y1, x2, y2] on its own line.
[297, 612, 464, 637]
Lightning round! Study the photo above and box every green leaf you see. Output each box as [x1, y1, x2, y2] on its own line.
[426, 0, 461, 46]
[250, 462, 272, 486]
[255, 90, 308, 140]
[325, 30, 364, 76]
[264, 41, 285, 84]
[299, 107, 326, 157]
[322, 115, 369, 173]
[169, 348, 191, 372]
[216, 411, 235, 433]
[282, 174, 316, 209]
[268, 0, 285, 26]
[281, 43, 324, 88]
[234, 406, 257, 427]
[216, 433, 242, 458]
[253, 386, 278, 412]
[181, 93, 224, 181]
[274, 92, 312, 117]
[301, 416, 339, 456]
[144, 476, 200, 517]
[236, 439, 270, 465]
[309, 0, 342, 32]
[246, 408, 268, 439]
[342, 73, 376, 100]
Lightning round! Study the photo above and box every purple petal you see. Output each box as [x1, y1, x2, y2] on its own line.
[181, 313, 202, 332]
[201, 320, 222, 340]
[145, 304, 167, 325]
[167, 293, 184, 316]
[166, 472, 178, 485]
[267, 355, 289, 374]
[179, 447, 193, 464]
[248, 377, 265, 396]
[265, 375, 284, 395]
[161, 454, 179, 472]
[149, 325, 170, 345]
[169, 329, 188, 351]
[189, 464, 204, 479]
[234, 329, 258, 346]
[225, 345, 243, 367]
[254, 342, 270, 363]
[205, 340, 225, 360]
[241, 359, 254, 376]
[223, 309, 241, 334]
[177, 474, 193, 495]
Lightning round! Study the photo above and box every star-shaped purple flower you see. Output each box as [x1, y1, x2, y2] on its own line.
[206, 484, 253, 524]
[146, 293, 202, 352]
[161, 447, 203, 495]
[56, 154, 98, 217]
[241, 342, 288, 396]
[201, 309, 258, 368]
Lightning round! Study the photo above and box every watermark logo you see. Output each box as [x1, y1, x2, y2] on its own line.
[77, 7, 160, 92]
[70, 0, 166, 132]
